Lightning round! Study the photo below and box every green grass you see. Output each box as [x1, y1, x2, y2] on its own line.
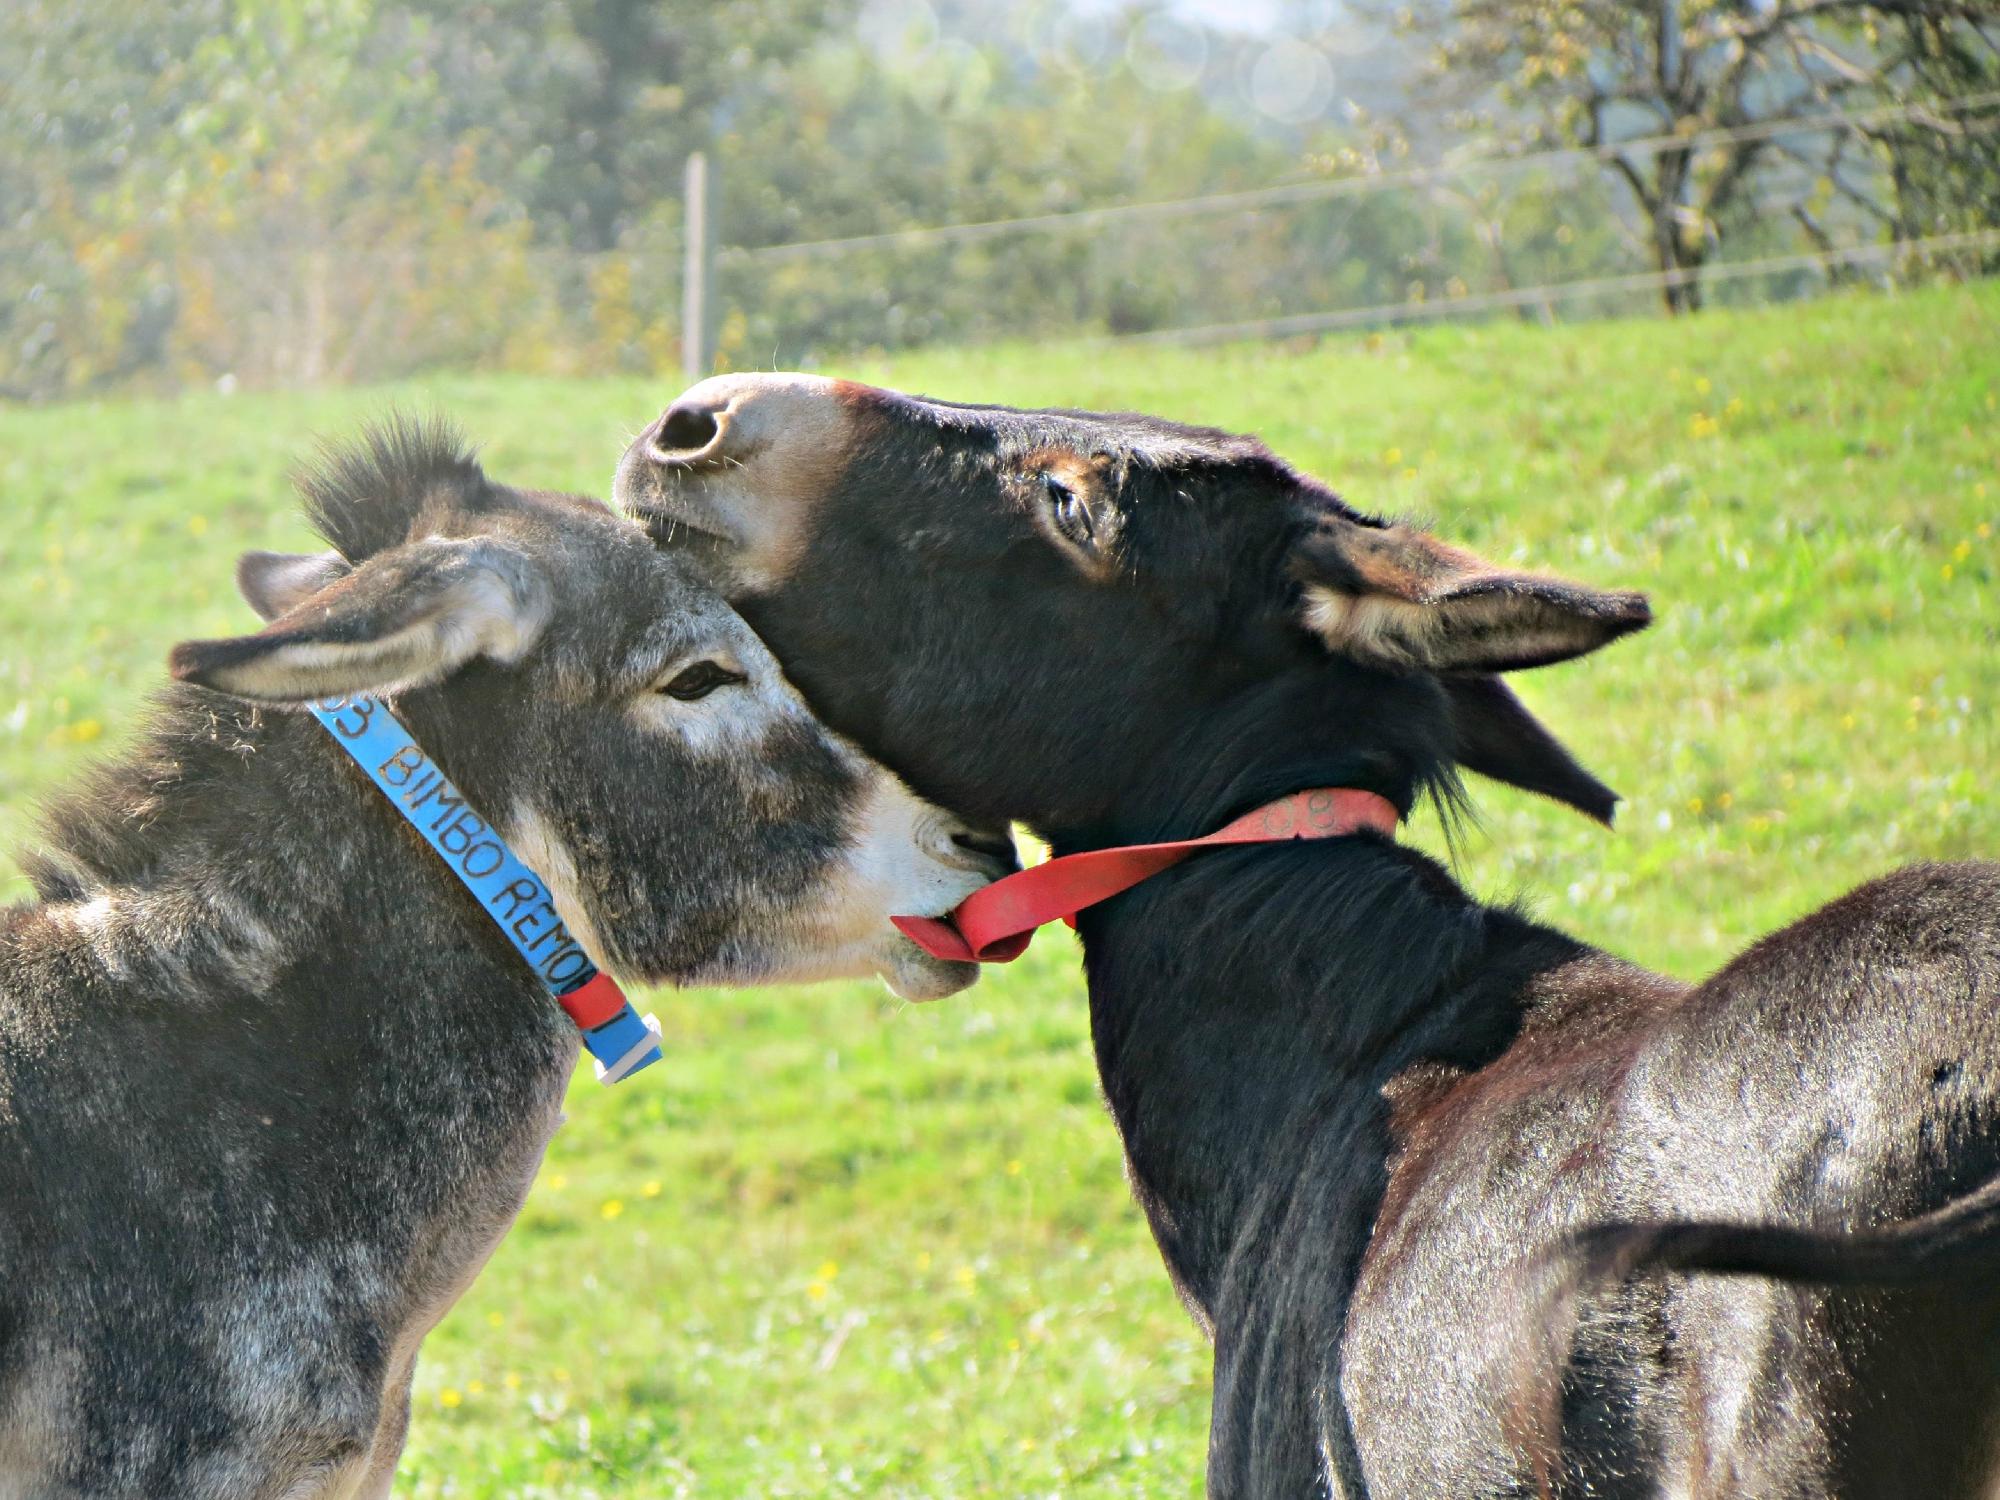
[2, 282, 1995, 1495]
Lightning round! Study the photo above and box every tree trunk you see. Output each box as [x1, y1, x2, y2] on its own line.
[1660, 234, 1705, 314]
[1651, 145, 1704, 315]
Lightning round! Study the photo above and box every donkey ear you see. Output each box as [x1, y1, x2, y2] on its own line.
[171, 537, 549, 703]
[1443, 674, 1620, 825]
[236, 549, 351, 622]
[1291, 515, 1651, 673]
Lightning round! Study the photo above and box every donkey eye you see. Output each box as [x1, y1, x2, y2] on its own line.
[1043, 473, 1094, 546]
[659, 661, 747, 701]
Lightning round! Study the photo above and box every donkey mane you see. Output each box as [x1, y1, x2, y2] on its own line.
[19, 418, 487, 906]
[20, 688, 260, 903]
[298, 414, 486, 563]
[1098, 663, 1473, 872]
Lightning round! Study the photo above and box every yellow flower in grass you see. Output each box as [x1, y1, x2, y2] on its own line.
[816, 1260, 840, 1281]
[642, 1180, 663, 1198]
[438, 1388, 463, 1409]
[600, 1198, 624, 1221]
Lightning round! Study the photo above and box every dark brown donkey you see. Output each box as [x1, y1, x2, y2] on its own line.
[618, 375, 2000, 1499]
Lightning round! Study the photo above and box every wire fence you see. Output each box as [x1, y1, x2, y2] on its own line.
[676, 90, 2000, 370]
[12, 92, 1997, 395]
[717, 91, 2000, 266]
[1091, 227, 2000, 347]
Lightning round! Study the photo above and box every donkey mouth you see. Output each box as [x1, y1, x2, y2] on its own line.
[624, 488, 740, 552]
[639, 505, 737, 553]
[614, 457, 742, 553]
[882, 943, 981, 1003]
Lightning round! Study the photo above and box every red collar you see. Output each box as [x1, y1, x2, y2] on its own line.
[893, 787, 1400, 964]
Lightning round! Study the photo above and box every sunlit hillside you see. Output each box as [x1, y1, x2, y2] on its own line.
[2, 282, 1994, 1495]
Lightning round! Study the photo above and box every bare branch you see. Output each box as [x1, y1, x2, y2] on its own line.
[1610, 151, 1661, 212]
[1711, 0, 1996, 48]
[1698, 137, 1772, 222]
[1774, 138, 1902, 224]
[1794, 32, 1885, 87]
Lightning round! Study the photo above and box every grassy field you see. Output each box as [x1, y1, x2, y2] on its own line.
[1, 282, 1995, 1495]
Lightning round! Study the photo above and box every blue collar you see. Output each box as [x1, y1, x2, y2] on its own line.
[309, 695, 662, 1085]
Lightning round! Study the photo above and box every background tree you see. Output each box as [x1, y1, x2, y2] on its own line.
[401, 0, 845, 252]
[5, 0, 1993, 395]
[1865, 12, 2000, 269]
[0, 0, 231, 393]
[1407, 0, 2000, 312]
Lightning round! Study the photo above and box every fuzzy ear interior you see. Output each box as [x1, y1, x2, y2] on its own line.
[1443, 674, 1620, 825]
[1291, 514, 1651, 674]
[236, 549, 352, 622]
[171, 536, 549, 703]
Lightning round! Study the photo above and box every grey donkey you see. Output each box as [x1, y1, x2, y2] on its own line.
[0, 423, 1008, 1499]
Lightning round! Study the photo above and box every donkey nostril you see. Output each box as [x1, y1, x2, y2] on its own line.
[654, 400, 722, 457]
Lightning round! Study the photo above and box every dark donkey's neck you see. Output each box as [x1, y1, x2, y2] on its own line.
[19, 687, 579, 1143]
[1054, 669, 1591, 1324]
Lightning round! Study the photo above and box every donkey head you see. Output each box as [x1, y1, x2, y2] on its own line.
[172, 421, 1009, 1000]
[614, 376, 1650, 836]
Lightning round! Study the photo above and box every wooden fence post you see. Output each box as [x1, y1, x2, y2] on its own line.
[681, 152, 715, 383]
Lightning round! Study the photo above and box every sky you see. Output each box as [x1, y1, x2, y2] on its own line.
[1067, 0, 1353, 32]
[1138, 0, 1294, 28]
[861, 0, 1394, 130]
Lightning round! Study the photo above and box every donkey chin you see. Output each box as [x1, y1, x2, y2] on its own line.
[671, 776, 1007, 1004]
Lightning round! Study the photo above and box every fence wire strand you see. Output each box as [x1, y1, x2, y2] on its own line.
[719, 92, 2000, 266]
[1082, 227, 2000, 347]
